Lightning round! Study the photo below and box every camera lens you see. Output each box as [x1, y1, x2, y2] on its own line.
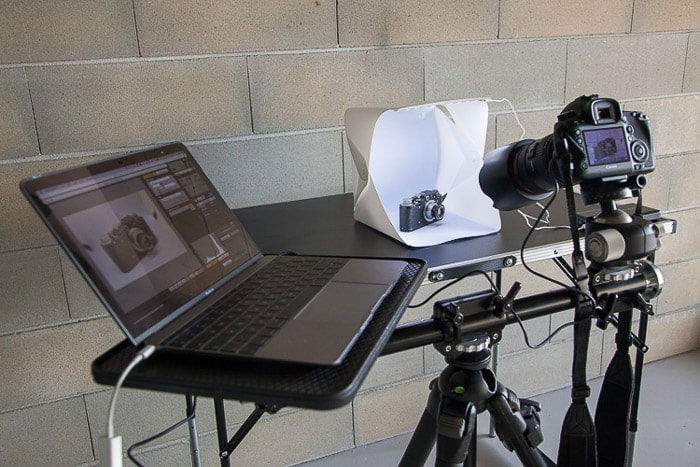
[480, 135, 558, 211]
[129, 228, 156, 252]
[423, 200, 437, 221]
[433, 203, 445, 221]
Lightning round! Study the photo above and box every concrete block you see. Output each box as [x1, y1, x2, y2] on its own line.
[0, 0, 137, 64]
[338, 0, 497, 46]
[502, 262, 566, 298]
[86, 389, 192, 455]
[0, 68, 39, 160]
[134, 0, 337, 56]
[360, 347, 423, 391]
[497, 331, 604, 398]
[249, 48, 424, 133]
[485, 114, 497, 152]
[85, 389, 266, 456]
[59, 251, 108, 320]
[684, 33, 700, 92]
[499, 0, 633, 39]
[0, 396, 93, 466]
[124, 438, 203, 467]
[631, 0, 700, 33]
[0, 317, 123, 411]
[639, 156, 672, 211]
[342, 131, 358, 194]
[656, 259, 700, 314]
[423, 344, 445, 374]
[0, 246, 69, 333]
[27, 58, 251, 153]
[623, 95, 700, 156]
[655, 207, 700, 265]
[0, 156, 103, 253]
[354, 375, 433, 445]
[667, 152, 700, 210]
[210, 405, 353, 466]
[190, 131, 343, 209]
[425, 40, 566, 109]
[602, 308, 700, 366]
[566, 34, 687, 101]
[495, 108, 560, 147]
[498, 315, 551, 355]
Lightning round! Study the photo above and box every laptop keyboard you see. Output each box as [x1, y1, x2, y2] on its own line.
[162, 256, 348, 357]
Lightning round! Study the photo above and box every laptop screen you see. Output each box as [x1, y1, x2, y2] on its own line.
[24, 144, 260, 343]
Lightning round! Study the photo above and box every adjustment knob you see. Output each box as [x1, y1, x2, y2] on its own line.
[631, 140, 649, 162]
[586, 229, 626, 263]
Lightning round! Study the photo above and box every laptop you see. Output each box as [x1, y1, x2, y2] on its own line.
[21, 143, 408, 365]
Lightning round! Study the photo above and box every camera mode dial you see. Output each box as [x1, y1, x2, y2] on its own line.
[630, 140, 649, 163]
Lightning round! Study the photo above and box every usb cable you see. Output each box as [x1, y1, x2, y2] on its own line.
[100, 345, 156, 467]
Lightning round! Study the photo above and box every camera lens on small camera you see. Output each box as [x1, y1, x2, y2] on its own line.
[423, 200, 438, 222]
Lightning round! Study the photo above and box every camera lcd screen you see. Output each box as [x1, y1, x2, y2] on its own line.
[583, 127, 630, 166]
[26, 145, 260, 342]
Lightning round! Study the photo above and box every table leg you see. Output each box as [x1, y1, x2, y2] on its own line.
[214, 398, 231, 467]
[186, 395, 202, 467]
[489, 270, 503, 438]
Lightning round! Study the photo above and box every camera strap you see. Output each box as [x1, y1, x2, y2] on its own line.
[556, 149, 598, 467]
[594, 308, 634, 466]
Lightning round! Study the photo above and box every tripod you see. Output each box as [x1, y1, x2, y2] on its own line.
[399, 335, 554, 467]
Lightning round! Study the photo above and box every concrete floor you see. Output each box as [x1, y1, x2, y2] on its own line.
[301, 350, 700, 467]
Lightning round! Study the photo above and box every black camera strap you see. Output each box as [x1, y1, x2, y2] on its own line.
[555, 145, 598, 467]
[594, 308, 633, 466]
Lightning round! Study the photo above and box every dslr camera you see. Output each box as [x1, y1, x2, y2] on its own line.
[480, 95, 655, 210]
[101, 214, 158, 273]
[400, 190, 447, 232]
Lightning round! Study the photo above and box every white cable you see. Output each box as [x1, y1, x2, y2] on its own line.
[483, 97, 526, 140]
[106, 345, 156, 438]
[517, 203, 575, 231]
[484, 97, 571, 231]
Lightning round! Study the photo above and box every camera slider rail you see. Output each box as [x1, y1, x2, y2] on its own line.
[383, 269, 652, 357]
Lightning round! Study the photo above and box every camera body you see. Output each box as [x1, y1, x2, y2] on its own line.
[480, 95, 656, 211]
[554, 95, 654, 182]
[101, 214, 158, 273]
[399, 190, 447, 232]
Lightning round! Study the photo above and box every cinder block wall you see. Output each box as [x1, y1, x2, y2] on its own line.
[1, 1, 698, 465]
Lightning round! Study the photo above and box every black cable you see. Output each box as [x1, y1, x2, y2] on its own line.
[407, 269, 496, 308]
[127, 397, 198, 467]
[518, 183, 597, 308]
[474, 269, 591, 349]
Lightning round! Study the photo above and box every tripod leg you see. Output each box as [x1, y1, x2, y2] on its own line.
[435, 399, 476, 467]
[463, 422, 477, 467]
[488, 387, 552, 467]
[399, 380, 441, 467]
[626, 310, 649, 467]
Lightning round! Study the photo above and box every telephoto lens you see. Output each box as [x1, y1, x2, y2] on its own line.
[479, 135, 558, 211]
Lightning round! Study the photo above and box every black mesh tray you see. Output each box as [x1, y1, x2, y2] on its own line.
[92, 258, 426, 410]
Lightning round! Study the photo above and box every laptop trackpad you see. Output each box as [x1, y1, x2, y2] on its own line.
[256, 282, 390, 364]
[295, 281, 389, 325]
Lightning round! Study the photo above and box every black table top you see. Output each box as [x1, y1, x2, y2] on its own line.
[235, 193, 579, 279]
